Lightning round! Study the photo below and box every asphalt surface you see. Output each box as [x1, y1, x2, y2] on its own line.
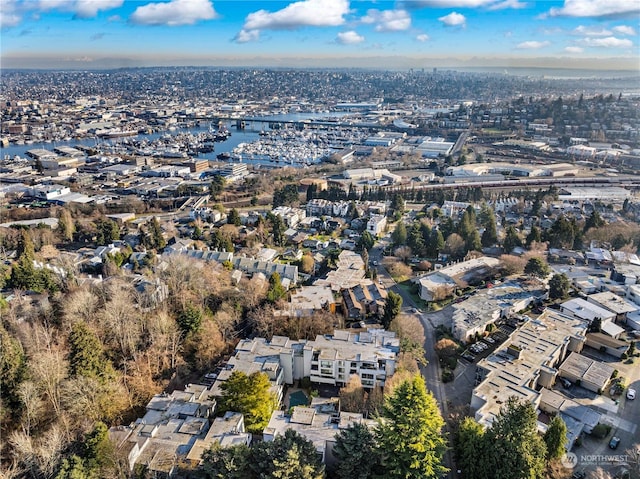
[370, 242, 459, 478]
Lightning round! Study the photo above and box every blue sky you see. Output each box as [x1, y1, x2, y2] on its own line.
[1, 0, 639, 69]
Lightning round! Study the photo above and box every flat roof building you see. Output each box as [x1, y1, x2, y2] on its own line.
[558, 352, 615, 393]
[471, 309, 587, 428]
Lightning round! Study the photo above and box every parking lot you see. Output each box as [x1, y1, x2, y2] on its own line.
[459, 323, 515, 364]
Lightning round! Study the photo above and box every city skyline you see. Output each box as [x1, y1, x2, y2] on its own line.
[1, 0, 639, 71]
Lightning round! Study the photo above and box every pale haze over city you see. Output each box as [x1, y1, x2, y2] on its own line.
[1, 0, 639, 70]
[2, 2, 640, 479]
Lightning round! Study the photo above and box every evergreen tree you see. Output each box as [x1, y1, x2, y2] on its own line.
[149, 217, 166, 249]
[267, 272, 286, 303]
[57, 208, 75, 242]
[429, 229, 445, 258]
[486, 397, 547, 479]
[250, 429, 324, 479]
[202, 443, 251, 479]
[526, 226, 542, 247]
[391, 194, 405, 215]
[408, 222, 426, 256]
[217, 371, 277, 433]
[177, 304, 203, 334]
[333, 422, 380, 479]
[267, 212, 286, 247]
[502, 226, 522, 253]
[227, 208, 242, 226]
[209, 174, 225, 200]
[95, 219, 120, 245]
[546, 215, 575, 249]
[465, 229, 482, 253]
[457, 210, 475, 241]
[392, 222, 407, 247]
[381, 291, 402, 329]
[55, 455, 95, 479]
[544, 415, 568, 460]
[549, 273, 571, 299]
[376, 376, 448, 479]
[273, 184, 300, 207]
[83, 422, 115, 474]
[455, 417, 490, 479]
[524, 257, 550, 279]
[481, 212, 498, 247]
[68, 322, 114, 383]
[358, 231, 375, 252]
[0, 324, 26, 412]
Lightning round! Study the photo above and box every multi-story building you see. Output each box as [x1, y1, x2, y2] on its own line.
[212, 329, 399, 393]
[366, 215, 387, 237]
[471, 309, 587, 428]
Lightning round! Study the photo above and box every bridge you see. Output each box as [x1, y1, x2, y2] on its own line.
[194, 115, 390, 131]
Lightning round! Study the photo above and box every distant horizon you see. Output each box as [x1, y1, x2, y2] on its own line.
[1, 57, 638, 76]
[1, 0, 638, 73]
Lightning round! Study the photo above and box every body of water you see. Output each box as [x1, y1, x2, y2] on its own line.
[1, 124, 259, 161]
[1, 111, 352, 166]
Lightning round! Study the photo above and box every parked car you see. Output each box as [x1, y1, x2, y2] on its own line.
[485, 337, 495, 344]
[627, 388, 636, 400]
[609, 436, 621, 449]
[560, 378, 572, 389]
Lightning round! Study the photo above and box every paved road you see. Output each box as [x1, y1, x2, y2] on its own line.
[370, 243, 458, 478]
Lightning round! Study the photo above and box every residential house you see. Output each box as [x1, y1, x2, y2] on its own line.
[109, 384, 218, 477]
[342, 282, 388, 320]
[366, 215, 387, 237]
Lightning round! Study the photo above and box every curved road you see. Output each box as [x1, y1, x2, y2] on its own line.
[370, 242, 458, 479]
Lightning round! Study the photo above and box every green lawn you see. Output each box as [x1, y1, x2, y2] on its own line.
[397, 280, 429, 310]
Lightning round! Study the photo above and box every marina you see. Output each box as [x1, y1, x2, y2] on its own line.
[1, 112, 359, 169]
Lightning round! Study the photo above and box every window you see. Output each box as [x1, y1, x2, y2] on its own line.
[361, 373, 374, 380]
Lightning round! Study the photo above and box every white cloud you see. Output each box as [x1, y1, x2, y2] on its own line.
[130, 0, 217, 26]
[404, 0, 524, 8]
[613, 25, 637, 35]
[548, 0, 640, 18]
[361, 9, 411, 32]
[74, 0, 124, 18]
[38, 0, 124, 19]
[438, 11, 466, 26]
[416, 33, 430, 41]
[580, 36, 633, 47]
[336, 30, 365, 44]
[234, 29, 260, 43]
[516, 40, 551, 49]
[486, 0, 527, 10]
[572, 25, 611, 36]
[244, 0, 348, 30]
[565, 46, 584, 53]
[0, 0, 22, 28]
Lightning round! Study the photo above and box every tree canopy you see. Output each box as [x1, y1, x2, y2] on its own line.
[375, 375, 448, 479]
[333, 422, 380, 479]
[381, 291, 402, 329]
[217, 371, 277, 434]
[524, 257, 550, 279]
[549, 273, 570, 299]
